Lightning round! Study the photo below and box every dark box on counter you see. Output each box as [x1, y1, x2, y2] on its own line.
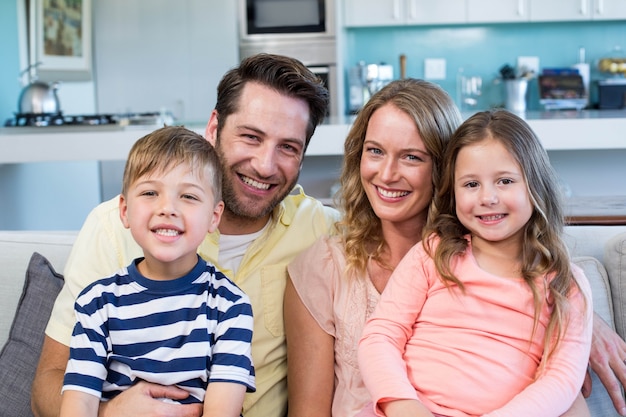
[598, 80, 626, 109]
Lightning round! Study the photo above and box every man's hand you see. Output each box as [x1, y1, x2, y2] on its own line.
[585, 312, 626, 416]
[98, 381, 203, 417]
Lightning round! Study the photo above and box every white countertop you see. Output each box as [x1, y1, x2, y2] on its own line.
[1, 109, 626, 164]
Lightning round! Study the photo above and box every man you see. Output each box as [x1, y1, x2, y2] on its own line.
[31, 53, 339, 417]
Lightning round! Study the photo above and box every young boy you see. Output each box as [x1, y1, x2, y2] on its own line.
[59, 126, 255, 417]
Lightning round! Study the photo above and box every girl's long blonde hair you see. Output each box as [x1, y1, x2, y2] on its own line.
[425, 109, 583, 362]
[337, 78, 461, 278]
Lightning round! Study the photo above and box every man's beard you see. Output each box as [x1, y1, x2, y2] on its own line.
[217, 148, 299, 222]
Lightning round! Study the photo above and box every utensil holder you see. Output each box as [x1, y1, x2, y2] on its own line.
[504, 79, 528, 113]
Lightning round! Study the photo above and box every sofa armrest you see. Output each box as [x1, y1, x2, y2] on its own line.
[0, 231, 76, 348]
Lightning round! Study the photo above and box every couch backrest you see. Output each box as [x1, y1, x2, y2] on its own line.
[564, 225, 626, 261]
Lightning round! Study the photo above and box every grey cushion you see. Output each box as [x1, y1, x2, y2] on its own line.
[0, 252, 64, 417]
[573, 256, 622, 416]
[574, 256, 615, 328]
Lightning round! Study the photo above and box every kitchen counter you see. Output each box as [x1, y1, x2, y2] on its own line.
[0, 123, 350, 164]
[1, 109, 626, 164]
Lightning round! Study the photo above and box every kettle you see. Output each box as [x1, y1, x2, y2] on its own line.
[18, 81, 61, 114]
[17, 63, 61, 115]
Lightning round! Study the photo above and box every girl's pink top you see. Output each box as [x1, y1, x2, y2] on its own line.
[358, 237, 592, 417]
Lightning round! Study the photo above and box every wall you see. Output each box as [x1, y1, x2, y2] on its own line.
[0, 1, 238, 230]
[0, 1, 21, 123]
[343, 21, 626, 111]
[0, 0, 100, 231]
[92, 0, 238, 123]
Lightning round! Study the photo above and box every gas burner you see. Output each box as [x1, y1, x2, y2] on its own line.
[5, 113, 118, 127]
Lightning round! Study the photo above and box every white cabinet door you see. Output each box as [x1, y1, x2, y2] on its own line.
[344, 0, 466, 26]
[467, 0, 530, 22]
[344, 0, 405, 27]
[407, 0, 467, 24]
[592, 0, 626, 19]
[530, 0, 591, 21]
[529, 0, 626, 21]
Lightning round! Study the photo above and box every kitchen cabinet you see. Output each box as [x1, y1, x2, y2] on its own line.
[529, 0, 626, 21]
[411, 0, 466, 24]
[467, 0, 530, 23]
[343, 0, 465, 27]
[591, 0, 626, 20]
[344, 0, 626, 27]
[529, 0, 591, 21]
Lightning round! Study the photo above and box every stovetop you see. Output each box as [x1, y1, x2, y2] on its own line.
[4, 112, 167, 128]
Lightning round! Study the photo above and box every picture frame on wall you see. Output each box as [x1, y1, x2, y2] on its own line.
[28, 0, 92, 82]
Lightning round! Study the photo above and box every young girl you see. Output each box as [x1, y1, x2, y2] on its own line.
[357, 109, 592, 417]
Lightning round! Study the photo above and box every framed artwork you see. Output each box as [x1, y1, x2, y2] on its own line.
[29, 0, 92, 81]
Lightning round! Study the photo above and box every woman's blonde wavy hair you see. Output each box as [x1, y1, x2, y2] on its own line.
[424, 109, 584, 363]
[336, 78, 462, 278]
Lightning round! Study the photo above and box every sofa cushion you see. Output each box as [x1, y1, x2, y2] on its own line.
[572, 256, 621, 416]
[605, 232, 626, 341]
[0, 252, 64, 417]
[574, 256, 615, 327]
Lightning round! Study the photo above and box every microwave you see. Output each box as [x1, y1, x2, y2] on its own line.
[239, 0, 335, 41]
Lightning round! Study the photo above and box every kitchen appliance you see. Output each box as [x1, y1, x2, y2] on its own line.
[18, 81, 61, 115]
[239, 0, 334, 41]
[4, 112, 169, 128]
[16, 63, 62, 115]
[538, 70, 587, 111]
[598, 79, 626, 109]
[238, 0, 339, 117]
[238, 41, 338, 118]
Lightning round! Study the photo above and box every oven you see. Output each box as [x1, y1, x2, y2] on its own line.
[238, 0, 339, 118]
[240, 40, 338, 118]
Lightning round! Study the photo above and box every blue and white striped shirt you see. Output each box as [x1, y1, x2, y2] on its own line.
[63, 256, 255, 403]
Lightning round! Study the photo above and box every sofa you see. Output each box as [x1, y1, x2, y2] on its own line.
[1, 226, 626, 417]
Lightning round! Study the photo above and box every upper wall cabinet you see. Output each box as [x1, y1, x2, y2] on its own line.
[591, 0, 626, 20]
[344, 0, 466, 27]
[530, 0, 591, 21]
[466, 0, 530, 23]
[529, 0, 626, 21]
[344, 0, 626, 27]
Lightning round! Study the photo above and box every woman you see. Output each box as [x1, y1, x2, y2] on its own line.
[284, 79, 592, 417]
[284, 78, 461, 417]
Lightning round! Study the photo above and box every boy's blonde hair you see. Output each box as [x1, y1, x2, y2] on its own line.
[122, 126, 222, 203]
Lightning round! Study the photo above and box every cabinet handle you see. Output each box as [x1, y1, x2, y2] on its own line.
[517, 0, 525, 16]
[408, 0, 417, 20]
[393, 0, 401, 20]
[597, 0, 604, 14]
[580, 0, 587, 15]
